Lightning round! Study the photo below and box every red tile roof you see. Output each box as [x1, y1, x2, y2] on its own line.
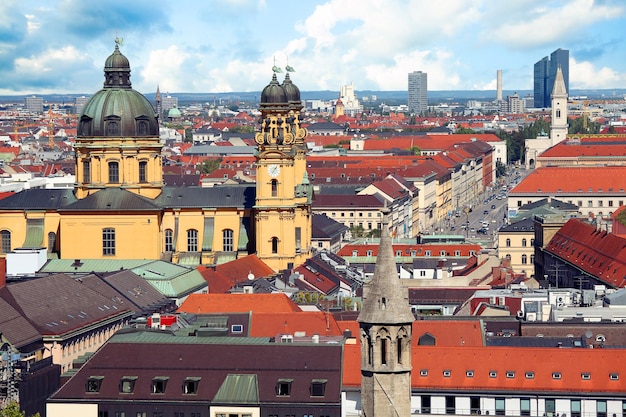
[177, 293, 302, 314]
[196, 254, 275, 293]
[540, 142, 626, 158]
[544, 218, 626, 287]
[249, 311, 343, 337]
[510, 166, 626, 194]
[342, 320, 626, 392]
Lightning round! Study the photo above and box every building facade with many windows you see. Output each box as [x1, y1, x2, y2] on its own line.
[408, 71, 428, 114]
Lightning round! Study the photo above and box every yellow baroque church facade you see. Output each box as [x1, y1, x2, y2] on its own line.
[0, 42, 312, 273]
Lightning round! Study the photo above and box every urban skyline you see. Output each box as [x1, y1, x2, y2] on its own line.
[1, 0, 626, 96]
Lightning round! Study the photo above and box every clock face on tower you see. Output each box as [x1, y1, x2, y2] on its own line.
[267, 164, 281, 178]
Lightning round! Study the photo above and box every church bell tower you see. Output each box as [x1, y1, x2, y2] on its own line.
[358, 206, 414, 417]
[254, 71, 312, 272]
[550, 65, 568, 146]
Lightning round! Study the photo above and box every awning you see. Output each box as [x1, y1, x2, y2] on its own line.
[238, 216, 250, 251]
[22, 218, 44, 248]
[202, 217, 214, 252]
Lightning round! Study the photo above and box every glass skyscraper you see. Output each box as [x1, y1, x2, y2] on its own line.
[534, 48, 569, 108]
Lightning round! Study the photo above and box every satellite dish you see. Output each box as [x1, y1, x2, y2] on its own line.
[585, 330, 593, 339]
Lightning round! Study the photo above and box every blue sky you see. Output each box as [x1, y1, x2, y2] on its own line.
[1, 0, 625, 95]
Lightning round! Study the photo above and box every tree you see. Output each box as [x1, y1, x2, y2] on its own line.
[568, 116, 601, 134]
[200, 158, 222, 174]
[350, 225, 366, 238]
[0, 402, 40, 417]
[455, 127, 475, 134]
[409, 146, 421, 155]
[616, 209, 626, 227]
[495, 160, 507, 177]
[229, 125, 254, 134]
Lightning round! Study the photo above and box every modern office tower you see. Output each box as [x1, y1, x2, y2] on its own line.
[408, 71, 428, 114]
[496, 70, 503, 102]
[74, 96, 90, 115]
[338, 82, 362, 116]
[25, 96, 44, 114]
[161, 94, 178, 116]
[534, 48, 569, 108]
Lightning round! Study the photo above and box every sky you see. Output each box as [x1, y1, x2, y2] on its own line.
[1, 0, 626, 96]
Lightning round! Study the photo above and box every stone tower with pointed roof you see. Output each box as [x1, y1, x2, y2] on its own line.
[254, 71, 313, 272]
[550, 66, 568, 146]
[358, 206, 414, 417]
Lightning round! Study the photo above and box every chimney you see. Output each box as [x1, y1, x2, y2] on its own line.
[0, 257, 6, 288]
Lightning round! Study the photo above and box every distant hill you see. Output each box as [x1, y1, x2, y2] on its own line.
[1, 89, 624, 105]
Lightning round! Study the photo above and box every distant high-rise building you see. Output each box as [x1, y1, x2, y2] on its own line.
[161, 94, 178, 116]
[338, 82, 362, 116]
[74, 96, 90, 115]
[408, 71, 428, 114]
[534, 48, 569, 108]
[496, 70, 503, 102]
[25, 96, 44, 114]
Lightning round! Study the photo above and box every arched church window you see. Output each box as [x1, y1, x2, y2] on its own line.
[0, 230, 11, 254]
[139, 161, 147, 183]
[187, 229, 198, 252]
[83, 160, 90, 183]
[164, 229, 174, 252]
[108, 161, 119, 183]
[48, 232, 56, 253]
[271, 179, 278, 197]
[271, 237, 279, 254]
[223, 229, 234, 252]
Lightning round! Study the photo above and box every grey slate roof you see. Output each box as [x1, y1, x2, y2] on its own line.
[519, 197, 579, 212]
[312, 213, 348, 239]
[500, 216, 535, 233]
[0, 189, 77, 210]
[0, 295, 41, 350]
[156, 185, 255, 209]
[0, 185, 256, 212]
[81, 270, 176, 315]
[60, 187, 161, 211]
[3, 274, 132, 337]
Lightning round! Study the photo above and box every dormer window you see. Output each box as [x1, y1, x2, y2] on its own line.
[86, 376, 104, 393]
[276, 379, 293, 396]
[119, 376, 137, 393]
[310, 379, 327, 397]
[183, 377, 201, 395]
[151, 377, 169, 394]
[105, 116, 121, 136]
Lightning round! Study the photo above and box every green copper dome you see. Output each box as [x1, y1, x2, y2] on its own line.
[77, 42, 159, 138]
[260, 73, 287, 104]
[281, 72, 302, 110]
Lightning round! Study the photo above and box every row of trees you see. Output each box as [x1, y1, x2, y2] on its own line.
[495, 115, 601, 164]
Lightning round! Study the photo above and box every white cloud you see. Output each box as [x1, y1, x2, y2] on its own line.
[484, 0, 624, 48]
[570, 57, 626, 89]
[140, 45, 191, 92]
[15, 45, 87, 74]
